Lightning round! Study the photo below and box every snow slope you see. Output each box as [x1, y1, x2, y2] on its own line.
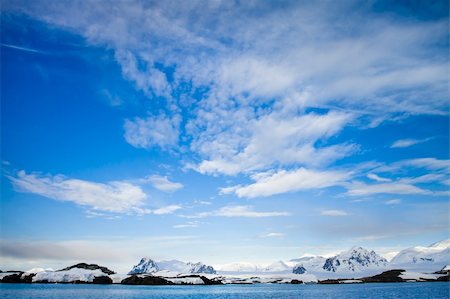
[390, 239, 450, 271]
[33, 268, 107, 283]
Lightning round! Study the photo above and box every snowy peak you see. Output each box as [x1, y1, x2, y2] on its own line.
[157, 260, 190, 273]
[390, 239, 450, 271]
[263, 261, 290, 272]
[429, 239, 450, 250]
[322, 246, 387, 272]
[217, 262, 263, 273]
[187, 262, 216, 274]
[290, 256, 326, 272]
[129, 258, 216, 275]
[128, 257, 159, 275]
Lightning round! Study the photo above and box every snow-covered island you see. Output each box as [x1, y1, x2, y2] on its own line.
[1, 239, 449, 285]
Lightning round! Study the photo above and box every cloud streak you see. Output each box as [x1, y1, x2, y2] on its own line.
[146, 175, 183, 192]
[222, 168, 350, 198]
[320, 210, 349, 217]
[391, 138, 431, 148]
[182, 205, 290, 218]
[8, 170, 148, 214]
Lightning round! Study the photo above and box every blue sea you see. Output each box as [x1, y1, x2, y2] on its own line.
[1, 282, 449, 299]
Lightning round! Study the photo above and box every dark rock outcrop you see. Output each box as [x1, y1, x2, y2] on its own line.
[318, 279, 342, 284]
[361, 269, 405, 283]
[198, 275, 222, 285]
[292, 264, 307, 274]
[290, 279, 303, 284]
[93, 275, 113, 284]
[0, 272, 36, 284]
[121, 275, 173, 285]
[58, 263, 115, 275]
[1, 273, 24, 283]
[437, 274, 450, 281]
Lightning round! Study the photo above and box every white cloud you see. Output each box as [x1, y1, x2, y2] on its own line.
[320, 210, 349, 216]
[367, 173, 391, 182]
[226, 167, 350, 198]
[347, 181, 430, 196]
[8, 170, 148, 214]
[173, 221, 200, 229]
[124, 114, 180, 149]
[259, 232, 284, 238]
[115, 49, 172, 97]
[147, 175, 183, 192]
[396, 158, 450, 172]
[152, 205, 182, 215]
[194, 111, 356, 176]
[1, 43, 44, 54]
[391, 138, 430, 148]
[385, 199, 401, 205]
[214, 206, 290, 218]
[182, 205, 290, 218]
[7, 0, 447, 181]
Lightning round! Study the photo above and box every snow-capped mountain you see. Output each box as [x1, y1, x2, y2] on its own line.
[289, 256, 326, 272]
[128, 257, 159, 274]
[187, 262, 216, 274]
[157, 260, 190, 273]
[322, 247, 388, 273]
[129, 258, 216, 275]
[216, 262, 263, 273]
[390, 239, 450, 271]
[263, 261, 290, 272]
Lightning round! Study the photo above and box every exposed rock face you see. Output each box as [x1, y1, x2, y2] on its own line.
[187, 262, 216, 274]
[1, 273, 24, 283]
[121, 275, 173, 285]
[361, 269, 406, 283]
[128, 258, 159, 274]
[92, 276, 113, 284]
[0, 272, 36, 283]
[292, 264, 307, 274]
[437, 274, 450, 281]
[58, 263, 115, 275]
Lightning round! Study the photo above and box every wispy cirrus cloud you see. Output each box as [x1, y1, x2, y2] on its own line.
[181, 205, 290, 219]
[385, 199, 401, 205]
[221, 168, 350, 198]
[346, 181, 431, 196]
[1, 43, 44, 54]
[320, 210, 349, 217]
[8, 170, 148, 214]
[5, 0, 447, 181]
[124, 114, 180, 150]
[367, 173, 391, 182]
[391, 138, 431, 148]
[146, 175, 183, 192]
[173, 221, 200, 229]
[259, 232, 285, 238]
[152, 205, 182, 215]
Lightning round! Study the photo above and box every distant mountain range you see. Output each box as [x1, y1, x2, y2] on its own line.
[216, 239, 450, 276]
[1, 239, 449, 285]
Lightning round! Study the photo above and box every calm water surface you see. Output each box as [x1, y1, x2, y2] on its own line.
[1, 282, 449, 299]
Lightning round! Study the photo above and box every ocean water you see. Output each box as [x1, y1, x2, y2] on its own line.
[0, 282, 449, 299]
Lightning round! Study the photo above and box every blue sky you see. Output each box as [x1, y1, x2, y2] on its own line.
[1, 0, 449, 272]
